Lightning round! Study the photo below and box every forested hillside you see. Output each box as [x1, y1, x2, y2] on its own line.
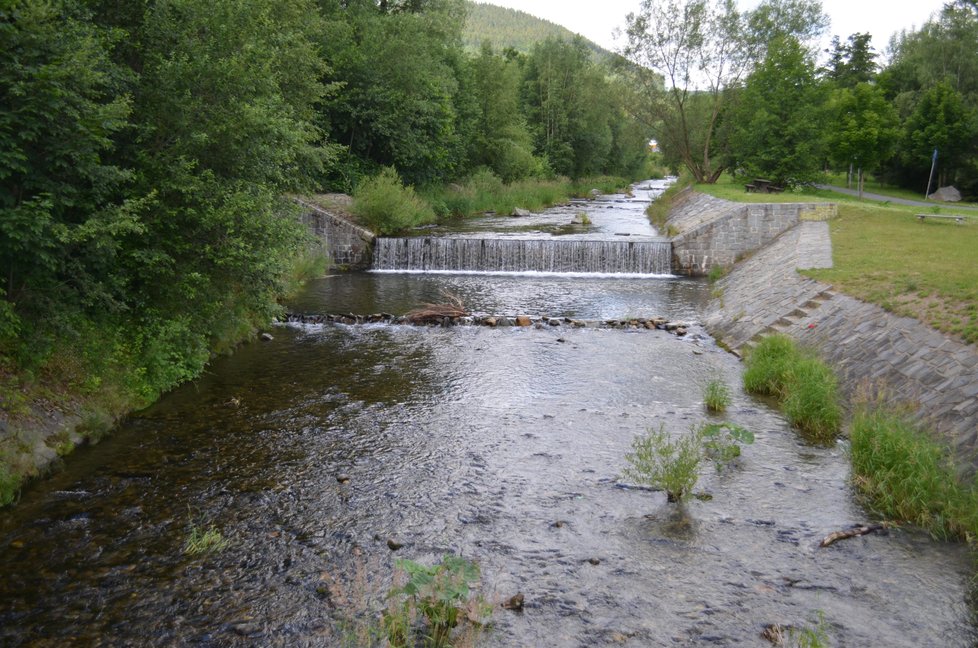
[463, 1, 615, 59]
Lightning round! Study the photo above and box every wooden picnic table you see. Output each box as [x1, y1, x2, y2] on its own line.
[745, 178, 784, 194]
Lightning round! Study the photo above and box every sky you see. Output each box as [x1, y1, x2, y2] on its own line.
[476, 0, 949, 60]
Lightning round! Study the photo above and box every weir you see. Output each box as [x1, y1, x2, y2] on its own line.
[372, 237, 672, 275]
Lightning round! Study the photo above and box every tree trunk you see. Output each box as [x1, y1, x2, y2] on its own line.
[858, 167, 864, 199]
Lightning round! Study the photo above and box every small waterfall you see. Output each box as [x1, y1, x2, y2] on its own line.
[373, 237, 672, 275]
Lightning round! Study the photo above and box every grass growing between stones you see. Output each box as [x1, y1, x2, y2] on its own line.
[743, 335, 841, 444]
[850, 407, 978, 541]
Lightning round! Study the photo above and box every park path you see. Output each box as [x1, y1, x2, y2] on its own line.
[815, 183, 978, 210]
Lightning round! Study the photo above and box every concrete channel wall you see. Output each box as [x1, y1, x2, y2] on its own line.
[698, 208, 978, 468]
[667, 189, 837, 275]
[296, 198, 375, 270]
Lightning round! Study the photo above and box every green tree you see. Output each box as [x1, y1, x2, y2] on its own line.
[121, 0, 334, 389]
[623, 0, 827, 183]
[468, 42, 539, 181]
[725, 36, 826, 187]
[0, 1, 137, 344]
[824, 33, 877, 87]
[902, 81, 975, 189]
[827, 83, 900, 196]
[319, 0, 468, 186]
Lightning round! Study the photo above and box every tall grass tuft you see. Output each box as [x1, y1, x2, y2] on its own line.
[850, 407, 978, 541]
[702, 377, 731, 413]
[781, 358, 841, 443]
[352, 167, 435, 234]
[743, 334, 841, 443]
[743, 334, 798, 396]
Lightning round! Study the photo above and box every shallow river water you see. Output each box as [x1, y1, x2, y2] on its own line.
[1, 185, 975, 647]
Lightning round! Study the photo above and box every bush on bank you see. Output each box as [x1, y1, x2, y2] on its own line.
[850, 407, 978, 541]
[742, 334, 841, 443]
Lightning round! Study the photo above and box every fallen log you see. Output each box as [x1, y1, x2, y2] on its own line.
[819, 523, 887, 548]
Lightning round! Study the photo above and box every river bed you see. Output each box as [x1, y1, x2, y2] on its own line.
[1, 184, 975, 647]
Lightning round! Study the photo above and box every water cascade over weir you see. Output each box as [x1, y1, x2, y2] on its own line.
[372, 237, 673, 275]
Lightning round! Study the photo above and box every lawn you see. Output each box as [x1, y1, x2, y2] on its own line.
[693, 175, 978, 345]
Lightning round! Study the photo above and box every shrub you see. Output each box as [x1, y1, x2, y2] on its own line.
[702, 377, 731, 413]
[743, 334, 799, 397]
[781, 358, 841, 442]
[707, 265, 727, 283]
[384, 556, 491, 648]
[850, 408, 978, 541]
[352, 167, 435, 234]
[624, 425, 702, 502]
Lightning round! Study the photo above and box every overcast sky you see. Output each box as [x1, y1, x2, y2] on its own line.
[476, 0, 948, 60]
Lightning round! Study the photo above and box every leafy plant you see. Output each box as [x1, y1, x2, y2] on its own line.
[384, 556, 491, 648]
[700, 422, 754, 472]
[702, 377, 732, 413]
[0, 463, 20, 508]
[623, 425, 702, 503]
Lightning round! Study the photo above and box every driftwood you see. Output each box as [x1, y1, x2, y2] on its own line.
[405, 290, 468, 324]
[819, 523, 887, 548]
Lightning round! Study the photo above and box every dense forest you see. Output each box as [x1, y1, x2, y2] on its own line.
[624, 0, 978, 195]
[0, 0, 653, 492]
[463, 1, 615, 60]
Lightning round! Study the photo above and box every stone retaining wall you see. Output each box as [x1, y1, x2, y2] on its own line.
[296, 199, 375, 269]
[702, 221, 978, 468]
[667, 190, 836, 275]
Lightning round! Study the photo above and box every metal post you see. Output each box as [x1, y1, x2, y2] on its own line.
[925, 148, 938, 200]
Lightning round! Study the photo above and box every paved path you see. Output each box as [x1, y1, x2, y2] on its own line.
[815, 184, 978, 211]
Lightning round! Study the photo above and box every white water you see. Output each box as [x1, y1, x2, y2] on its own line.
[372, 237, 673, 275]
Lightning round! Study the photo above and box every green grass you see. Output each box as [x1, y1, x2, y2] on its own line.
[694, 173, 978, 346]
[184, 523, 230, 555]
[702, 377, 731, 413]
[743, 335, 841, 443]
[0, 462, 20, 507]
[805, 203, 978, 345]
[624, 425, 702, 503]
[850, 407, 978, 541]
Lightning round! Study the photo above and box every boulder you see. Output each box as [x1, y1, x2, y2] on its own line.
[928, 186, 961, 202]
[511, 207, 531, 217]
[515, 315, 532, 327]
[589, 188, 601, 198]
[571, 212, 591, 225]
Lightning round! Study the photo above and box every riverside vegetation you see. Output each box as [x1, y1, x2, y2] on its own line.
[744, 334, 978, 541]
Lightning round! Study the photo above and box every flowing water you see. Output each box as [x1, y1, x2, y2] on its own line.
[1, 182, 975, 647]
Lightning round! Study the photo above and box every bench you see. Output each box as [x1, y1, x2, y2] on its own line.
[916, 213, 968, 224]
[745, 178, 784, 194]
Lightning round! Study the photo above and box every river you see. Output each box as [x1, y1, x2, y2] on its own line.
[1, 181, 974, 647]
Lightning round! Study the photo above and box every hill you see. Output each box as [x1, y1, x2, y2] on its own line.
[464, 1, 617, 60]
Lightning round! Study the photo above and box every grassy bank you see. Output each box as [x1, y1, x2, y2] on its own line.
[742, 334, 842, 444]
[850, 406, 978, 541]
[694, 174, 978, 346]
[0, 243, 327, 508]
[744, 334, 978, 541]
